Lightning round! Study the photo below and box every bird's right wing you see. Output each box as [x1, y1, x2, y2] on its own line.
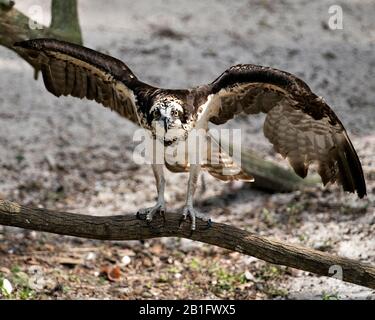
[14, 38, 154, 124]
[194, 64, 366, 198]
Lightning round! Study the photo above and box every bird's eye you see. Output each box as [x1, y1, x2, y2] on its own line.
[153, 109, 160, 118]
[171, 109, 180, 117]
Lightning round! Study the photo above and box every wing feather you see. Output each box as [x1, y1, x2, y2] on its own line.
[65, 62, 76, 95]
[14, 38, 154, 124]
[199, 64, 366, 198]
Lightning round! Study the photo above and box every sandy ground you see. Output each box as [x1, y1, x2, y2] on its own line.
[0, 0, 374, 299]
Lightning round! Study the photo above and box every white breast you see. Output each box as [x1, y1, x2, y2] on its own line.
[195, 94, 221, 130]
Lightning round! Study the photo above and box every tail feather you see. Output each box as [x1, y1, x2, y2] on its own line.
[165, 150, 254, 182]
[335, 132, 366, 198]
[205, 135, 254, 182]
[205, 153, 253, 182]
[165, 135, 254, 182]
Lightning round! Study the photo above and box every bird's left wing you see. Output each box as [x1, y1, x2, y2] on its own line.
[195, 64, 366, 198]
[14, 38, 155, 124]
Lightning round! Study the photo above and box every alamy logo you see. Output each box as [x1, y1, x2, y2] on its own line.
[328, 5, 343, 30]
[28, 5, 44, 30]
[132, 128, 242, 175]
[328, 265, 343, 280]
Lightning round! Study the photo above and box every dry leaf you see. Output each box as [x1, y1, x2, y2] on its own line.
[150, 244, 163, 255]
[100, 265, 122, 282]
[0, 267, 11, 275]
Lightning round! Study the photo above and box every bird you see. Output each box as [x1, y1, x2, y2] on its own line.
[14, 38, 367, 230]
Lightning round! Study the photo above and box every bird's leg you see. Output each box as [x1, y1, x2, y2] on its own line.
[137, 164, 166, 223]
[180, 164, 211, 231]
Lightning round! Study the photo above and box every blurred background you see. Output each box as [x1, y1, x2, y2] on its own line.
[0, 0, 374, 299]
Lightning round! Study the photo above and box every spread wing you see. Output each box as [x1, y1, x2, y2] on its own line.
[14, 38, 155, 124]
[199, 64, 366, 198]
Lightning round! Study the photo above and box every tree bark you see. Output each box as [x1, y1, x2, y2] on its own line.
[0, 199, 374, 289]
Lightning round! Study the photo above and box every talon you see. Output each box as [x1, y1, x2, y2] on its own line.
[191, 215, 196, 232]
[203, 218, 212, 230]
[188, 228, 194, 237]
[178, 215, 186, 228]
[160, 208, 166, 222]
[180, 205, 210, 231]
[136, 202, 166, 224]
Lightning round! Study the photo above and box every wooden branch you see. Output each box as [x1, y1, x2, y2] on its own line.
[0, 200, 374, 289]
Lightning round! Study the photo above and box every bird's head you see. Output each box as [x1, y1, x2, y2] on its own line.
[149, 100, 188, 145]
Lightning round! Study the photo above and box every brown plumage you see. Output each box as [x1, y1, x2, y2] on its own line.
[14, 38, 156, 124]
[165, 133, 254, 182]
[198, 64, 366, 198]
[14, 38, 366, 218]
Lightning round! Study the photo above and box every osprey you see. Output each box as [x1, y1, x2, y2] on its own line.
[15, 39, 366, 230]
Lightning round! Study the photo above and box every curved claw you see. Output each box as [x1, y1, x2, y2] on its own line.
[180, 205, 211, 231]
[203, 218, 212, 230]
[136, 202, 166, 224]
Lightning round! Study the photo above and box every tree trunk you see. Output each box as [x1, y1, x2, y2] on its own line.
[50, 0, 82, 44]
